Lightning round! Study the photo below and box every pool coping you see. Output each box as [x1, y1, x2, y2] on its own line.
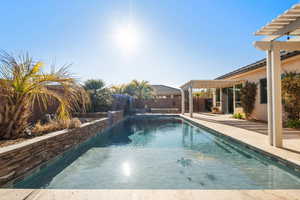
[1, 189, 300, 200]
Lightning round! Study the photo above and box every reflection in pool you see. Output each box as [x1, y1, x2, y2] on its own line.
[15, 116, 300, 189]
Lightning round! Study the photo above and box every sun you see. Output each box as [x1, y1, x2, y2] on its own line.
[114, 23, 140, 54]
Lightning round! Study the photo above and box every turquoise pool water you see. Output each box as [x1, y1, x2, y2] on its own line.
[16, 116, 300, 189]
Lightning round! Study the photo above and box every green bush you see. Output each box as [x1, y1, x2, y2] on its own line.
[286, 119, 300, 128]
[84, 79, 113, 112]
[282, 71, 300, 120]
[233, 113, 244, 119]
[240, 81, 257, 119]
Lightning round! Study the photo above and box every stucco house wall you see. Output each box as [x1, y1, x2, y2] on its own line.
[222, 54, 300, 121]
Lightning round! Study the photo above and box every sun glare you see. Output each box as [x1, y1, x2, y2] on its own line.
[121, 161, 131, 177]
[114, 23, 140, 55]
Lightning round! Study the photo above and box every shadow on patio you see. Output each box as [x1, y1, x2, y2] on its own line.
[192, 113, 300, 135]
[188, 112, 300, 154]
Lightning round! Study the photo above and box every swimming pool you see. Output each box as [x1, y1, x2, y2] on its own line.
[15, 116, 300, 189]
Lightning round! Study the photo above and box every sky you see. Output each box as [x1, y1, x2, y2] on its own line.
[0, 0, 299, 87]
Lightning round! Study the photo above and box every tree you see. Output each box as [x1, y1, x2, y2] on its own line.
[110, 84, 129, 95]
[110, 80, 153, 100]
[0, 52, 90, 139]
[193, 89, 213, 98]
[128, 80, 153, 100]
[84, 79, 105, 95]
[84, 79, 112, 112]
[282, 71, 300, 120]
[240, 81, 257, 119]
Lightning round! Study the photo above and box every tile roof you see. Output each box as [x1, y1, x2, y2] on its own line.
[215, 51, 300, 80]
[150, 85, 181, 96]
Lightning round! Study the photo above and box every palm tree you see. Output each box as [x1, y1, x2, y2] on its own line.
[129, 80, 153, 100]
[110, 84, 127, 95]
[0, 52, 90, 139]
[84, 79, 105, 95]
[84, 79, 112, 112]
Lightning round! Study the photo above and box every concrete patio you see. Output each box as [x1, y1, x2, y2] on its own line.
[2, 189, 300, 200]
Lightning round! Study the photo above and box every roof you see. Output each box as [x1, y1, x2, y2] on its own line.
[180, 80, 244, 90]
[150, 85, 181, 96]
[255, 3, 300, 40]
[215, 51, 300, 80]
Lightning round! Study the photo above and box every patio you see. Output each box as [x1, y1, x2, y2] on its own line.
[2, 189, 300, 200]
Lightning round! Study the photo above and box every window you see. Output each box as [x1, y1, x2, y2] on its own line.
[235, 84, 242, 107]
[260, 78, 267, 104]
[216, 88, 220, 102]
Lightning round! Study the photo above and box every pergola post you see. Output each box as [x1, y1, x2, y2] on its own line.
[180, 89, 185, 114]
[233, 85, 236, 114]
[188, 86, 193, 117]
[254, 41, 300, 148]
[212, 88, 216, 107]
[266, 49, 274, 146]
[255, 42, 284, 147]
[220, 88, 223, 113]
[271, 47, 283, 147]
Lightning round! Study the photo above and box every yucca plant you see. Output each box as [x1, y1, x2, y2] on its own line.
[0, 52, 90, 139]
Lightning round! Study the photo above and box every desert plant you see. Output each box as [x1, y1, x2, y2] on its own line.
[32, 118, 82, 135]
[240, 81, 257, 119]
[84, 79, 113, 112]
[0, 52, 90, 139]
[282, 71, 300, 120]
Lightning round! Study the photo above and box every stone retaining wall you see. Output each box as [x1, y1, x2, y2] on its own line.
[0, 111, 124, 187]
[73, 112, 107, 119]
[108, 111, 124, 125]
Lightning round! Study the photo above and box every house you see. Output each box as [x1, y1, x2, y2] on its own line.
[140, 85, 181, 113]
[214, 51, 300, 121]
[150, 85, 181, 99]
[180, 3, 300, 147]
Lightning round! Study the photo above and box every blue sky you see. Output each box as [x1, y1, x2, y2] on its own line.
[0, 0, 299, 87]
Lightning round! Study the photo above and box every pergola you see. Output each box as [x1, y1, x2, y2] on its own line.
[254, 3, 300, 147]
[180, 80, 244, 117]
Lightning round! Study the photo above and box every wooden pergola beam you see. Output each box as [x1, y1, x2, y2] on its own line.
[254, 41, 300, 51]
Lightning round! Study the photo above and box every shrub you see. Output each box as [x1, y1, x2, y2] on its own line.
[233, 113, 244, 119]
[84, 79, 113, 112]
[68, 118, 82, 129]
[282, 71, 300, 120]
[211, 107, 220, 113]
[286, 119, 300, 129]
[240, 81, 257, 119]
[32, 118, 81, 135]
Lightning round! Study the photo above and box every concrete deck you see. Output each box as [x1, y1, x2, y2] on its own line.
[2, 189, 300, 200]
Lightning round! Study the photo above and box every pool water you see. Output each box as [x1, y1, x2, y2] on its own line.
[16, 116, 300, 189]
